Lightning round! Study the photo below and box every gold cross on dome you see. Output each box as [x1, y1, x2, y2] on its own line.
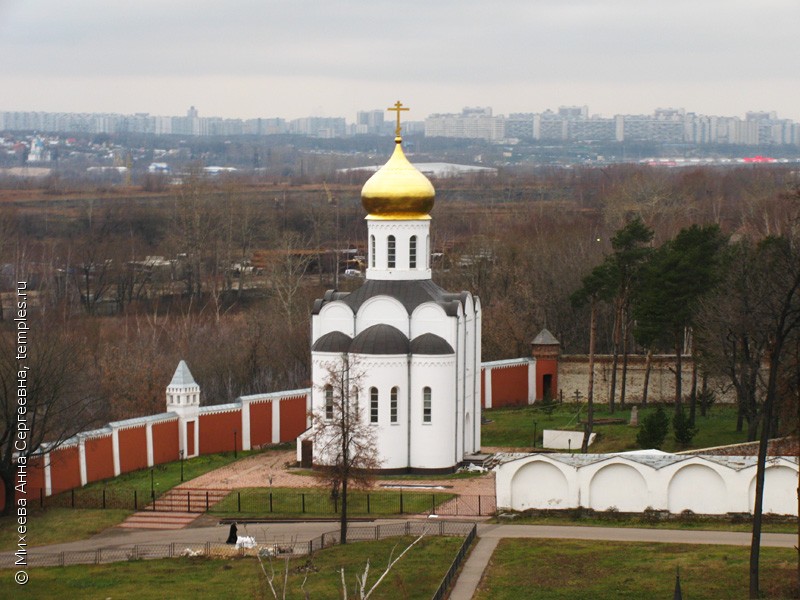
[388, 100, 409, 136]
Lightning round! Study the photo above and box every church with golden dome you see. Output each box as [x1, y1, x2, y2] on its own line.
[300, 102, 482, 472]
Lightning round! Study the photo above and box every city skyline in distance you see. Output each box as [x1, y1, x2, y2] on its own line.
[1, 1, 798, 122]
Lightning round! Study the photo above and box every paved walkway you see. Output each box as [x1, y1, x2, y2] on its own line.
[3, 520, 794, 598]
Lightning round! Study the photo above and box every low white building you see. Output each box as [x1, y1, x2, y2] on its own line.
[495, 451, 798, 516]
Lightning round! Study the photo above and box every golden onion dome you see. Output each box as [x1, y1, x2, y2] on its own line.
[361, 137, 435, 220]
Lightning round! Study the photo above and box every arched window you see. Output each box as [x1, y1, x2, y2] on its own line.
[423, 387, 432, 423]
[325, 385, 333, 420]
[409, 236, 417, 269]
[370, 387, 379, 423]
[387, 235, 396, 268]
[390, 387, 398, 423]
[370, 235, 376, 268]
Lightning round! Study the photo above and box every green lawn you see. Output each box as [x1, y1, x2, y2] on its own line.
[475, 538, 796, 600]
[79, 447, 272, 494]
[210, 487, 455, 518]
[40, 447, 277, 510]
[0, 535, 465, 600]
[0, 508, 132, 551]
[481, 403, 747, 452]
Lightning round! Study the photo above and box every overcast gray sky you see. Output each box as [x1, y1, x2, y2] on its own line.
[1, 0, 798, 122]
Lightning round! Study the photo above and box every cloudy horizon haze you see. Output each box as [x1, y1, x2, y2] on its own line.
[1, 0, 798, 123]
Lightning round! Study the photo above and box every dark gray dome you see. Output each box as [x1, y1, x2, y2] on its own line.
[311, 279, 468, 317]
[312, 331, 352, 353]
[350, 324, 409, 355]
[410, 333, 454, 355]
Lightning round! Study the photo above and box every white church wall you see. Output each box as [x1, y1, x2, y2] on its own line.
[456, 312, 466, 461]
[356, 296, 409, 336]
[496, 454, 798, 516]
[473, 300, 483, 452]
[314, 303, 355, 340]
[409, 357, 457, 469]
[366, 220, 431, 281]
[359, 356, 410, 470]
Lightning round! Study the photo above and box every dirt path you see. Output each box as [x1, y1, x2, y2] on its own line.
[176, 449, 495, 497]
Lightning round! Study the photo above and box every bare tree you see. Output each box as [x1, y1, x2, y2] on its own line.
[0, 318, 102, 515]
[348, 528, 429, 599]
[308, 355, 381, 544]
[744, 236, 800, 599]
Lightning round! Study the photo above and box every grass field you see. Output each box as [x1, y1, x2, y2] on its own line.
[474, 539, 797, 600]
[481, 403, 747, 452]
[210, 487, 455, 518]
[0, 508, 132, 551]
[76, 447, 272, 495]
[0, 536, 465, 600]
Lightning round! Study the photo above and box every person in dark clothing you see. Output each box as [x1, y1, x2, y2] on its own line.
[225, 522, 238, 544]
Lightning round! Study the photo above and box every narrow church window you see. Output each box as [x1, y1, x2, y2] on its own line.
[325, 385, 333, 420]
[387, 235, 396, 268]
[409, 236, 417, 268]
[370, 387, 379, 423]
[423, 387, 432, 423]
[390, 387, 398, 423]
[370, 235, 376, 268]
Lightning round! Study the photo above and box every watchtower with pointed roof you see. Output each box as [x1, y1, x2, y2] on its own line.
[166, 360, 200, 457]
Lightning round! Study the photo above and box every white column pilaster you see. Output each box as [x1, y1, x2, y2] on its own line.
[146, 422, 154, 467]
[271, 400, 281, 444]
[484, 367, 492, 409]
[111, 427, 121, 476]
[78, 438, 87, 486]
[241, 400, 251, 451]
[43, 452, 52, 496]
[528, 358, 537, 404]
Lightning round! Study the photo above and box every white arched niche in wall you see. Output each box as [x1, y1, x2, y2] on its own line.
[668, 463, 727, 514]
[410, 302, 452, 341]
[748, 465, 797, 516]
[510, 459, 570, 511]
[356, 296, 408, 335]
[315, 302, 355, 338]
[588, 462, 649, 512]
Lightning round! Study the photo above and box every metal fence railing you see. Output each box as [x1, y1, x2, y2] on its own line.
[0, 520, 477, 572]
[432, 523, 478, 600]
[34, 487, 496, 518]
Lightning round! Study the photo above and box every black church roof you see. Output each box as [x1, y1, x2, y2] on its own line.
[311, 279, 466, 317]
[350, 324, 409, 355]
[311, 331, 353, 353]
[410, 333, 455, 355]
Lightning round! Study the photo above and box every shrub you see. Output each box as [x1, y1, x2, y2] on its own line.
[636, 405, 669, 449]
[673, 404, 698, 446]
[640, 506, 663, 524]
[679, 509, 696, 522]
